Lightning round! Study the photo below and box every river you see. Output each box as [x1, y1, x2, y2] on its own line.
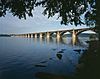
[0, 35, 90, 79]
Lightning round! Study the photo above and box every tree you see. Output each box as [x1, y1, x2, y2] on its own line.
[36, 0, 99, 39]
[0, 0, 99, 39]
[0, 0, 36, 19]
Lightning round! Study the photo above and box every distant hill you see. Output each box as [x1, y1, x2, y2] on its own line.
[0, 34, 11, 37]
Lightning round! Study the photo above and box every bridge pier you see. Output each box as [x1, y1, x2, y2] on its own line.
[30, 34, 33, 38]
[47, 32, 50, 38]
[40, 33, 43, 38]
[35, 33, 37, 38]
[72, 30, 77, 45]
[57, 31, 61, 38]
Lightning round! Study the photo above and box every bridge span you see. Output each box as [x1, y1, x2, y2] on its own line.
[14, 27, 95, 39]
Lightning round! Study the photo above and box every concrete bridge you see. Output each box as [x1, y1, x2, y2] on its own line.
[14, 27, 96, 39]
[13, 27, 96, 45]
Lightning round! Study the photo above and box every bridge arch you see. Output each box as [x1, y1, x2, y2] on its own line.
[76, 28, 96, 35]
[60, 31, 72, 36]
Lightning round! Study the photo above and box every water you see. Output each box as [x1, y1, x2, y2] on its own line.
[0, 36, 89, 79]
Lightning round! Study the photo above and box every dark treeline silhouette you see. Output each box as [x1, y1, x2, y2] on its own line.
[0, 34, 11, 37]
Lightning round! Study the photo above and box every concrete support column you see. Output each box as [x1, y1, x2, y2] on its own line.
[40, 33, 43, 38]
[30, 34, 33, 38]
[35, 33, 37, 38]
[47, 32, 50, 38]
[57, 31, 60, 38]
[72, 29, 77, 45]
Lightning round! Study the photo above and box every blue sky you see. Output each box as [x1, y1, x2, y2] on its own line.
[0, 7, 91, 34]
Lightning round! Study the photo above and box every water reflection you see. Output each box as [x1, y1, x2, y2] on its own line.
[56, 37, 61, 44]
[72, 36, 78, 45]
[34, 36, 37, 44]
[33, 36, 88, 48]
[0, 36, 89, 79]
[70, 36, 88, 47]
[46, 37, 50, 44]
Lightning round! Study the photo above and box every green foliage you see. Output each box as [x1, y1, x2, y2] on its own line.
[0, 0, 36, 19]
[0, 0, 97, 26]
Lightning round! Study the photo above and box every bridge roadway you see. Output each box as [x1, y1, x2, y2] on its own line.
[14, 27, 95, 39]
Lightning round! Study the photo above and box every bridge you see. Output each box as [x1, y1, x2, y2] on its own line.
[14, 27, 95, 39]
[13, 27, 96, 45]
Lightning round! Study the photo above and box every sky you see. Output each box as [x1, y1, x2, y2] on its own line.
[0, 7, 93, 34]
